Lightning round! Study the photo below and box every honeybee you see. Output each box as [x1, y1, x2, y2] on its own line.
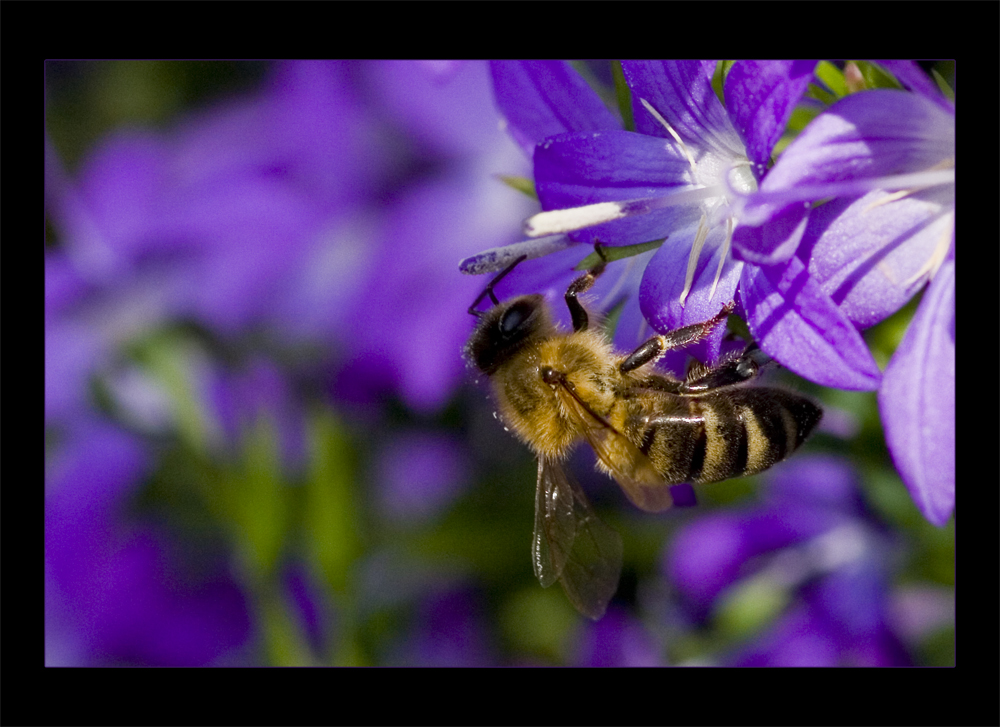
[465, 246, 822, 619]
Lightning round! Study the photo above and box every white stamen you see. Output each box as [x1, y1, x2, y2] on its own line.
[903, 213, 953, 286]
[708, 217, 734, 301]
[525, 187, 724, 239]
[640, 98, 697, 174]
[863, 188, 913, 212]
[679, 213, 710, 307]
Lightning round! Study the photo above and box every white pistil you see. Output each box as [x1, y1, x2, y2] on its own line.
[459, 235, 573, 275]
[740, 169, 955, 224]
[524, 187, 723, 239]
[524, 201, 627, 237]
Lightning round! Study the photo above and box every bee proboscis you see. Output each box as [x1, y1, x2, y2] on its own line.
[465, 246, 822, 619]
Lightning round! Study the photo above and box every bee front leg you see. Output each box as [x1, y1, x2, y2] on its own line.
[619, 301, 734, 374]
[565, 243, 609, 332]
[468, 254, 528, 316]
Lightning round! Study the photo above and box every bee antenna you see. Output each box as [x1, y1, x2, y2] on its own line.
[468, 254, 528, 317]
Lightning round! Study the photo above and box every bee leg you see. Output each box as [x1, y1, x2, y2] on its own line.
[565, 242, 609, 332]
[677, 343, 768, 393]
[468, 254, 528, 317]
[619, 301, 734, 374]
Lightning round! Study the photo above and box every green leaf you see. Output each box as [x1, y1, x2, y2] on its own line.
[574, 238, 665, 271]
[304, 410, 360, 594]
[715, 574, 789, 639]
[931, 66, 955, 102]
[497, 174, 537, 200]
[713, 61, 733, 105]
[234, 416, 288, 579]
[854, 61, 903, 91]
[612, 61, 634, 132]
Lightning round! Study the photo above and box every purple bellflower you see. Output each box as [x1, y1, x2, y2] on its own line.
[664, 454, 911, 666]
[480, 60, 804, 371]
[730, 61, 954, 526]
[478, 60, 954, 526]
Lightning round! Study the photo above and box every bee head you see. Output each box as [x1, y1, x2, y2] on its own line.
[466, 294, 550, 375]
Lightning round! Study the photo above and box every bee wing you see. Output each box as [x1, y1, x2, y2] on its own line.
[532, 457, 575, 588]
[533, 456, 623, 620]
[554, 382, 676, 513]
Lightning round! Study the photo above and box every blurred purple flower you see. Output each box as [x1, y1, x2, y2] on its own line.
[45, 61, 382, 435]
[375, 430, 470, 522]
[45, 60, 537, 665]
[571, 607, 664, 666]
[390, 587, 494, 666]
[46, 418, 251, 665]
[664, 454, 911, 666]
[209, 356, 307, 471]
[299, 61, 537, 413]
[46, 60, 531, 418]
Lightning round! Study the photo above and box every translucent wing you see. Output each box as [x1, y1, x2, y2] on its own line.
[533, 456, 623, 620]
[554, 381, 676, 512]
[532, 457, 575, 588]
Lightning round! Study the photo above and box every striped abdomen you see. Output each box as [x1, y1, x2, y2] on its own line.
[632, 388, 822, 485]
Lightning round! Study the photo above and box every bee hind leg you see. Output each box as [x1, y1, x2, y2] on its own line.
[678, 343, 767, 393]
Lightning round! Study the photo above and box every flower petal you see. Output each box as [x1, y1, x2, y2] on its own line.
[806, 190, 954, 328]
[742, 256, 882, 390]
[639, 227, 742, 369]
[725, 60, 818, 172]
[732, 201, 811, 265]
[622, 60, 744, 158]
[490, 60, 620, 156]
[534, 130, 702, 245]
[759, 90, 954, 189]
[733, 89, 954, 265]
[878, 254, 954, 526]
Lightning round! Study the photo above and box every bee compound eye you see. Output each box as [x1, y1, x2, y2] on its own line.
[499, 301, 533, 338]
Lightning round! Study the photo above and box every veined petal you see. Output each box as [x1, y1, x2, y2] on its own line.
[490, 61, 621, 157]
[878, 255, 954, 526]
[639, 225, 742, 368]
[534, 130, 703, 245]
[725, 60, 819, 172]
[758, 90, 954, 190]
[733, 89, 954, 264]
[876, 60, 954, 115]
[742, 256, 882, 391]
[621, 60, 744, 159]
[732, 202, 811, 265]
[805, 190, 954, 328]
